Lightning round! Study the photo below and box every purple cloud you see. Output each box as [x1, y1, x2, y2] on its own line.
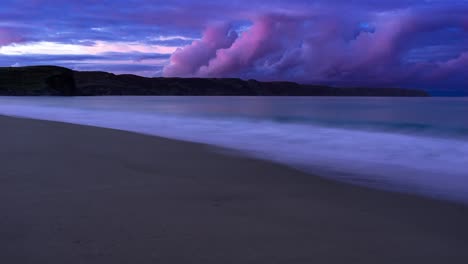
[1, 0, 468, 93]
[163, 6, 468, 89]
[164, 24, 238, 76]
[0, 28, 23, 45]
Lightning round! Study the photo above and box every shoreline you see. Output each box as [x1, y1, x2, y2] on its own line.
[3, 111, 467, 205]
[1, 115, 468, 263]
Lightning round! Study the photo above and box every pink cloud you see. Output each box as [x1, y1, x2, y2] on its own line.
[430, 52, 468, 80]
[163, 24, 237, 77]
[163, 8, 468, 86]
[198, 15, 303, 76]
[0, 28, 23, 46]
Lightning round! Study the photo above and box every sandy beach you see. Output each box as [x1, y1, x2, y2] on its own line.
[1, 115, 468, 264]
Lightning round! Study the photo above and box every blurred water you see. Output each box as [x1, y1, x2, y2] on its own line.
[0, 96, 467, 203]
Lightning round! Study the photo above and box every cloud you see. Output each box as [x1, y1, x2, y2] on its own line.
[431, 52, 468, 80]
[0, 0, 440, 47]
[0, 41, 177, 55]
[164, 23, 238, 76]
[0, 28, 23, 46]
[2, 0, 468, 91]
[0, 52, 170, 77]
[197, 15, 302, 77]
[162, 6, 468, 88]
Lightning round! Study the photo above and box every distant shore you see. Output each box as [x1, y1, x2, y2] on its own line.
[0, 66, 430, 96]
[1, 115, 467, 264]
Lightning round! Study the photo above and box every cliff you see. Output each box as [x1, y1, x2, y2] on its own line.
[0, 66, 430, 97]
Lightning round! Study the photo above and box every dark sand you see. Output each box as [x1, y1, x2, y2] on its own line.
[1, 115, 468, 264]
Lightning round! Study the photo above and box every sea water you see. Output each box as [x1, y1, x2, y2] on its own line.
[0, 96, 467, 203]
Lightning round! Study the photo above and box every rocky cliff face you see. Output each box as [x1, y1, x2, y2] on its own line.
[0, 66, 430, 97]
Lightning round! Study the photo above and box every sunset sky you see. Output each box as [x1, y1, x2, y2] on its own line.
[1, 0, 467, 94]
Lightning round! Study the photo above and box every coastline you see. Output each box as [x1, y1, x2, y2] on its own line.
[1, 115, 468, 263]
[0, 66, 430, 96]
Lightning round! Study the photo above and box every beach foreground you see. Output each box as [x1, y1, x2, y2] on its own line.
[1, 115, 468, 264]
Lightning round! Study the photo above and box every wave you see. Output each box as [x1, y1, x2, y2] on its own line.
[1, 99, 467, 204]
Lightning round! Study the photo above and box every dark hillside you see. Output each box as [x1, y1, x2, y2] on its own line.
[0, 66, 430, 97]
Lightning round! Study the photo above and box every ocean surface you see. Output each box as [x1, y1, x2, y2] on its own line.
[1, 96, 467, 203]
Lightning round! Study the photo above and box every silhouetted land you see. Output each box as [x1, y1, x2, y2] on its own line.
[0, 66, 429, 96]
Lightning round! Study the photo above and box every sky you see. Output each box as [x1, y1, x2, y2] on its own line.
[1, 0, 467, 94]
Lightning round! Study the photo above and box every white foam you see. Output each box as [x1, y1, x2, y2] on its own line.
[1, 97, 467, 203]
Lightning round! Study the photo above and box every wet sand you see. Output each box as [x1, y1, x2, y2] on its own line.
[1, 115, 468, 264]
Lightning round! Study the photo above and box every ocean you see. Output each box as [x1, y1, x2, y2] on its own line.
[1, 96, 467, 203]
